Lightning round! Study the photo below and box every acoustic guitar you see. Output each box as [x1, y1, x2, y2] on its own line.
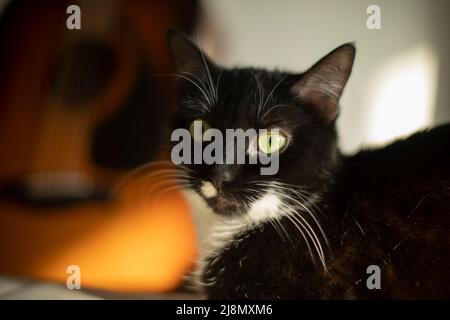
[0, 0, 198, 292]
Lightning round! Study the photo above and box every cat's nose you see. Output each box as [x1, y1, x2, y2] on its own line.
[211, 165, 238, 188]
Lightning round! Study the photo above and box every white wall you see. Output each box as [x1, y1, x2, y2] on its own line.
[200, 0, 449, 153]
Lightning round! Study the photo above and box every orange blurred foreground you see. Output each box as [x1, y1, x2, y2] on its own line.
[0, 180, 197, 293]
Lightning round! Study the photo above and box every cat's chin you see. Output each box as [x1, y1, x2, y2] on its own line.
[205, 195, 246, 216]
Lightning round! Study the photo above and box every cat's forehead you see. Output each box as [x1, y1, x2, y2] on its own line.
[210, 68, 292, 126]
[218, 68, 286, 93]
[178, 67, 301, 130]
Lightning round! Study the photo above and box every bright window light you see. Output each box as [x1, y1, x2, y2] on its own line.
[365, 46, 438, 146]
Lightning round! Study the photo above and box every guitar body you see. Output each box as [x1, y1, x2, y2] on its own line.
[0, 0, 198, 292]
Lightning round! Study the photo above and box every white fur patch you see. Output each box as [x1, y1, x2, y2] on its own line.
[201, 181, 217, 198]
[247, 193, 282, 224]
[191, 190, 283, 290]
[189, 184, 326, 291]
[200, 190, 282, 266]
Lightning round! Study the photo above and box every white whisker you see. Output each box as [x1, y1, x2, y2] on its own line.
[250, 70, 264, 117]
[112, 160, 173, 194]
[283, 212, 315, 261]
[247, 180, 329, 271]
[155, 73, 213, 105]
[197, 41, 217, 104]
[258, 75, 288, 119]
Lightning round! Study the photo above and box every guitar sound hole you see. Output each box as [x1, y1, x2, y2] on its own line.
[50, 40, 116, 106]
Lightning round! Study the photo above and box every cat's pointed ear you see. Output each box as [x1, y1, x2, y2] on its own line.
[292, 43, 355, 123]
[167, 28, 213, 74]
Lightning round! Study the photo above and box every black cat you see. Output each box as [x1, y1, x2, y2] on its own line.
[167, 29, 450, 299]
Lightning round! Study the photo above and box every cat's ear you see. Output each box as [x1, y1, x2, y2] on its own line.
[167, 28, 213, 74]
[292, 43, 355, 123]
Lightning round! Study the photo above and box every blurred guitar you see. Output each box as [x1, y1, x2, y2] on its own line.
[0, 0, 198, 292]
[0, 0, 198, 203]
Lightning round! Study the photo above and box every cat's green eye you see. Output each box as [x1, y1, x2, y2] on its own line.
[258, 130, 287, 154]
[189, 119, 211, 141]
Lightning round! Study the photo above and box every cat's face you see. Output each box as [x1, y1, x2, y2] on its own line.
[168, 30, 355, 217]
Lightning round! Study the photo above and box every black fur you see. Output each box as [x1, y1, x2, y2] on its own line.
[167, 29, 450, 299]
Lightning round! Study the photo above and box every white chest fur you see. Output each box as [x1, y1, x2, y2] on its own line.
[186, 189, 282, 289]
